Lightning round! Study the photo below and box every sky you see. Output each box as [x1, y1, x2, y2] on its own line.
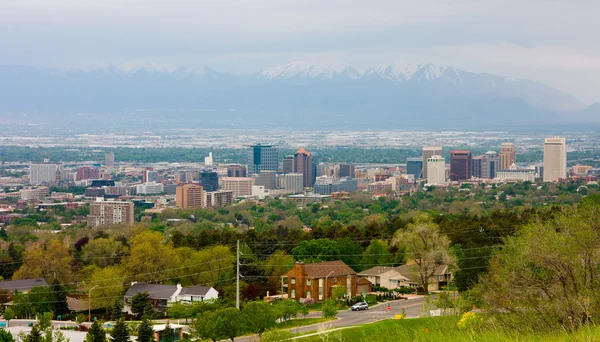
[1, 0, 599, 104]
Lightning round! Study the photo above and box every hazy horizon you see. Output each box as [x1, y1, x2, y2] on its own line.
[1, 1, 599, 104]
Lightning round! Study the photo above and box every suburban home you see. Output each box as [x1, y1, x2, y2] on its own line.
[124, 283, 218, 313]
[359, 262, 453, 291]
[0, 278, 48, 295]
[283, 260, 370, 301]
[357, 266, 410, 290]
[152, 324, 185, 342]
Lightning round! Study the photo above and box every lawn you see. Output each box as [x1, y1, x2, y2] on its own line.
[276, 318, 330, 329]
[294, 315, 600, 342]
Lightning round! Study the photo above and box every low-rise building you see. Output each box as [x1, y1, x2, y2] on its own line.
[124, 283, 218, 313]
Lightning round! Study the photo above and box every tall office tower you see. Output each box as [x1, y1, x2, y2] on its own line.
[227, 164, 247, 178]
[248, 144, 279, 175]
[221, 177, 254, 197]
[499, 142, 516, 170]
[254, 170, 277, 190]
[406, 158, 423, 178]
[450, 150, 473, 181]
[427, 155, 446, 185]
[293, 147, 313, 187]
[30, 163, 65, 185]
[76, 166, 100, 181]
[105, 152, 115, 167]
[87, 199, 135, 228]
[200, 170, 219, 192]
[278, 173, 304, 193]
[337, 163, 355, 178]
[311, 152, 319, 186]
[282, 155, 294, 174]
[422, 146, 442, 180]
[543, 137, 567, 182]
[204, 152, 213, 166]
[472, 151, 500, 179]
[143, 170, 158, 183]
[175, 184, 203, 209]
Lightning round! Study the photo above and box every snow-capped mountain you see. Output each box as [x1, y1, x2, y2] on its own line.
[0, 61, 592, 129]
[257, 61, 363, 80]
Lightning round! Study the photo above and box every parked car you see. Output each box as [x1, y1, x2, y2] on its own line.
[351, 302, 369, 311]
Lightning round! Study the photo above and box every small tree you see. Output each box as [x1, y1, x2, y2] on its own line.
[110, 299, 124, 321]
[52, 281, 70, 316]
[109, 319, 131, 342]
[131, 292, 153, 319]
[322, 299, 338, 319]
[162, 323, 174, 342]
[241, 301, 276, 337]
[137, 317, 154, 342]
[192, 311, 222, 342]
[20, 324, 42, 342]
[331, 286, 346, 301]
[216, 308, 244, 342]
[3, 307, 15, 323]
[84, 320, 107, 342]
[0, 328, 15, 342]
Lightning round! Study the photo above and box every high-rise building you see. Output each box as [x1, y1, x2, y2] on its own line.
[311, 152, 319, 186]
[293, 147, 313, 187]
[221, 177, 254, 197]
[227, 164, 247, 178]
[76, 166, 100, 181]
[105, 152, 115, 167]
[200, 170, 219, 192]
[422, 146, 442, 180]
[204, 152, 213, 166]
[499, 143, 516, 170]
[175, 184, 203, 209]
[406, 158, 423, 178]
[203, 190, 233, 208]
[337, 163, 355, 178]
[543, 137, 567, 182]
[278, 173, 304, 193]
[450, 150, 472, 181]
[30, 163, 65, 185]
[254, 170, 277, 190]
[248, 144, 278, 175]
[426, 155, 446, 185]
[87, 199, 134, 228]
[282, 155, 294, 174]
[472, 151, 500, 179]
[314, 176, 340, 195]
[143, 170, 158, 183]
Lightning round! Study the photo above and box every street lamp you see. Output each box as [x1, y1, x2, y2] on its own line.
[88, 285, 99, 323]
[324, 271, 334, 300]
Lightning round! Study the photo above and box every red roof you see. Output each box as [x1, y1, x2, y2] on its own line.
[296, 147, 310, 155]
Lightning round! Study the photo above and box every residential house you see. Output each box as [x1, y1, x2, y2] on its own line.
[0, 278, 48, 295]
[124, 283, 218, 313]
[283, 261, 370, 301]
[358, 263, 453, 292]
[152, 324, 185, 342]
[357, 266, 410, 290]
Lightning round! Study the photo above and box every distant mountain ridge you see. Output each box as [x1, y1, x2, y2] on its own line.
[0, 61, 595, 129]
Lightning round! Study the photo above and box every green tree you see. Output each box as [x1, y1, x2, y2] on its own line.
[12, 239, 74, 283]
[131, 292, 154, 319]
[123, 231, 180, 283]
[20, 324, 42, 342]
[82, 238, 124, 267]
[192, 310, 222, 342]
[216, 308, 244, 342]
[109, 319, 131, 342]
[52, 281, 69, 316]
[84, 320, 107, 342]
[161, 323, 174, 342]
[331, 286, 346, 301]
[136, 317, 154, 342]
[361, 240, 393, 270]
[110, 298, 124, 321]
[322, 299, 338, 319]
[0, 328, 15, 342]
[87, 265, 127, 314]
[241, 301, 276, 337]
[166, 303, 190, 322]
[392, 214, 455, 294]
[3, 306, 15, 321]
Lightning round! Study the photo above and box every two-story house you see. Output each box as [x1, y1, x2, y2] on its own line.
[283, 261, 370, 301]
[358, 262, 453, 292]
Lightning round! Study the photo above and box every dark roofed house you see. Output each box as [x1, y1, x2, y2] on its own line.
[283, 261, 369, 302]
[123, 282, 218, 313]
[0, 278, 48, 294]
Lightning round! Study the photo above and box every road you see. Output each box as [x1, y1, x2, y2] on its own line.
[234, 296, 427, 342]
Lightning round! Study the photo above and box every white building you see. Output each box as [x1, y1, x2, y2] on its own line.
[426, 155, 446, 185]
[252, 185, 269, 199]
[496, 164, 536, 182]
[135, 182, 164, 195]
[221, 177, 254, 197]
[543, 136, 567, 182]
[204, 152, 213, 166]
[30, 163, 65, 185]
[278, 173, 304, 193]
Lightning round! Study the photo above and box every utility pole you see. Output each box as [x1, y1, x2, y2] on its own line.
[236, 239, 240, 310]
[88, 285, 99, 322]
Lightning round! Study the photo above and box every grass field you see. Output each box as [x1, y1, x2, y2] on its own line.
[294, 315, 600, 341]
[276, 318, 331, 329]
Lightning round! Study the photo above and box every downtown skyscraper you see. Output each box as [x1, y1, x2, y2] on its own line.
[293, 147, 313, 187]
[543, 137, 567, 182]
[248, 144, 279, 175]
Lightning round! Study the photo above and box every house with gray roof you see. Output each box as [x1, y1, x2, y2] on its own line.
[123, 282, 218, 313]
[0, 278, 48, 294]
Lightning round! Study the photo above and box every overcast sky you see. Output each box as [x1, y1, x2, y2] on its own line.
[1, 0, 599, 104]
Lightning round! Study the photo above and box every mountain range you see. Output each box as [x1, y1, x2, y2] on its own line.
[0, 61, 597, 129]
